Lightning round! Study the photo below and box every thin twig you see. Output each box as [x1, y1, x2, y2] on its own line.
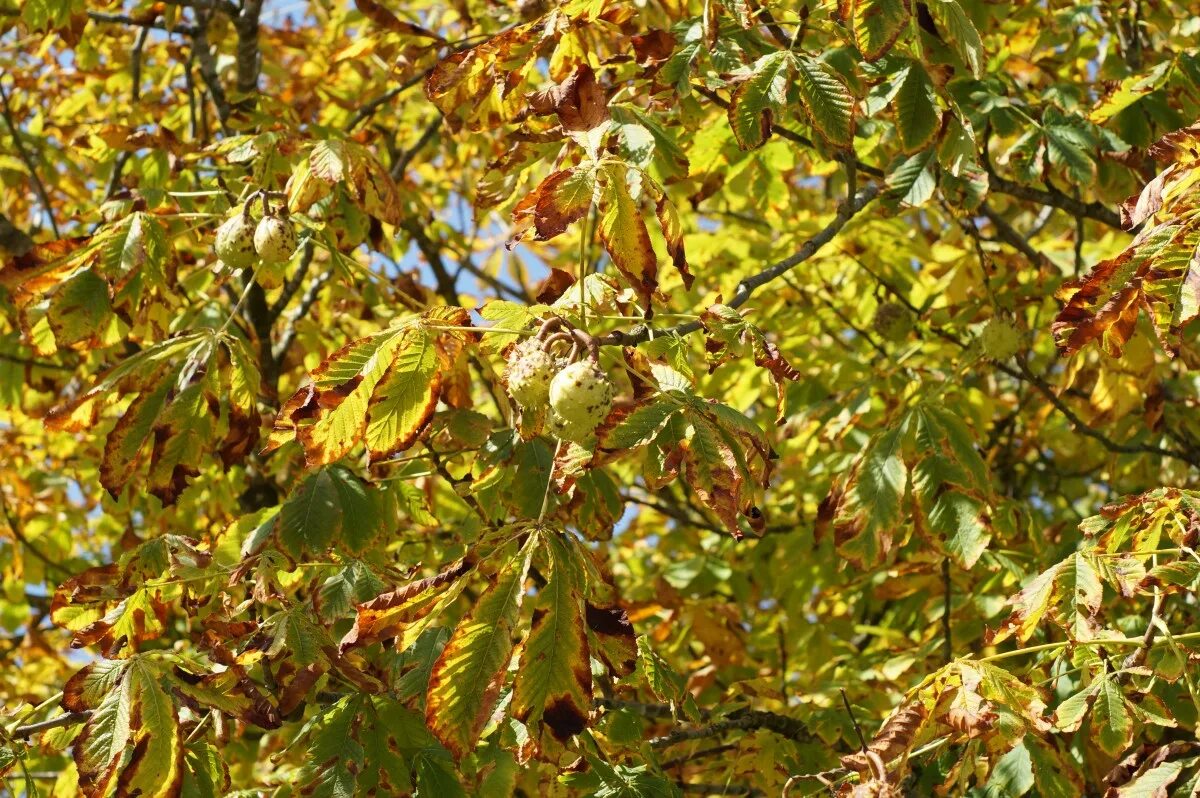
[649, 708, 811, 749]
[0, 490, 70, 578]
[839, 689, 868, 753]
[390, 117, 442, 180]
[104, 25, 151, 200]
[0, 81, 59, 237]
[269, 240, 316, 318]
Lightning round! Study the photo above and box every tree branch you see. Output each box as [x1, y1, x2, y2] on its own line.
[390, 117, 443, 181]
[986, 170, 1123, 230]
[192, 16, 231, 128]
[649, 707, 812, 749]
[0, 81, 60, 238]
[601, 182, 881, 347]
[86, 10, 199, 34]
[11, 711, 90, 739]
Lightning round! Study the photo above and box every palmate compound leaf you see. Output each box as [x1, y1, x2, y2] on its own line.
[264, 306, 474, 466]
[297, 694, 463, 798]
[51, 534, 212, 657]
[1054, 220, 1200, 358]
[602, 367, 770, 538]
[43, 330, 260, 504]
[988, 551, 1103, 645]
[820, 402, 997, 568]
[61, 656, 183, 798]
[726, 51, 792, 150]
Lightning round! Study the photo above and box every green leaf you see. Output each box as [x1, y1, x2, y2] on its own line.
[365, 328, 441, 460]
[885, 148, 938, 207]
[1092, 677, 1133, 756]
[426, 535, 537, 757]
[847, 0, 911, 61]
[893, 60, 940, 152]
[279, 465, 385, 557]
[605, 400, 680, 449]
[46, 268, 112, 348]
[726, 51, 792, 150]
[794, 55, 856, 147]
[926, 0, 985, 77]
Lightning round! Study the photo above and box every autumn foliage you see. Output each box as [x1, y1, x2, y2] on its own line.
[4, 0, 1200, 795]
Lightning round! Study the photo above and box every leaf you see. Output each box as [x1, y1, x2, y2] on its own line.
[341, 558, 474, 651]
[1053, 223, 1195, 357]
[364, 327, 442, 460]
[847, 0, 911, 61]
[794, 55, 856, 147]
[304, 139, 404, 225]
[925, 0, 985, 78]
[597, 162, 657, 308]
[990, 553, 1102, 644]
[893, 60, 940, 152]
[63, 656, 183, 798]
[46, 268, 112, 349]
[1092, 678, 1134, 757]
[43, 331, 258, 504]
[726, 51, 792, 150]
[885, 148, 939, 207]
[604, 400, 679, 449]
[277, 465, 386, 558]
[510, 166, 597, 245]
[267, 307, 473, 465]
[426, 535, 537, 757]
[511, 532, 592, 747]
[528, 64, 611, 156]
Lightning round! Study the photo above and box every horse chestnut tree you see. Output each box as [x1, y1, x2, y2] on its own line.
[3, 1, 1200, 796]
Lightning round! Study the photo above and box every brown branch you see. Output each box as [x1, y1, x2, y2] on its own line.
[649, 707, 812, 749]
[941, 558, 953, 665]
[390, 117, 443, 181]
[979, 201, 1049, 268]
[86, 10, 198, 34]
[0, 352, 72, 371]
[11, 711, 90, 739]
[1014, 359, 1197, 467]
[273, 267, 333, 364]
[345, 71, 430, 132]
[0, 82, 60, 238]
[269, 240, 316, 318]
[986, 170, 1122, 230]
[602, 182, 881, 348]
[232, 0, 264, 107]
[677, 783, 763, 797]
[192, 16, 231, 128]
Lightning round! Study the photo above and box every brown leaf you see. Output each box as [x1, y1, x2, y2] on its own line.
[354, 0, 446, 41]
[340, 558, 474, 650]
[534, 268, 576, 303]
[630, 30, 675, 68]
[528, 64, 611, 135]
[840, 703, 929, 773]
